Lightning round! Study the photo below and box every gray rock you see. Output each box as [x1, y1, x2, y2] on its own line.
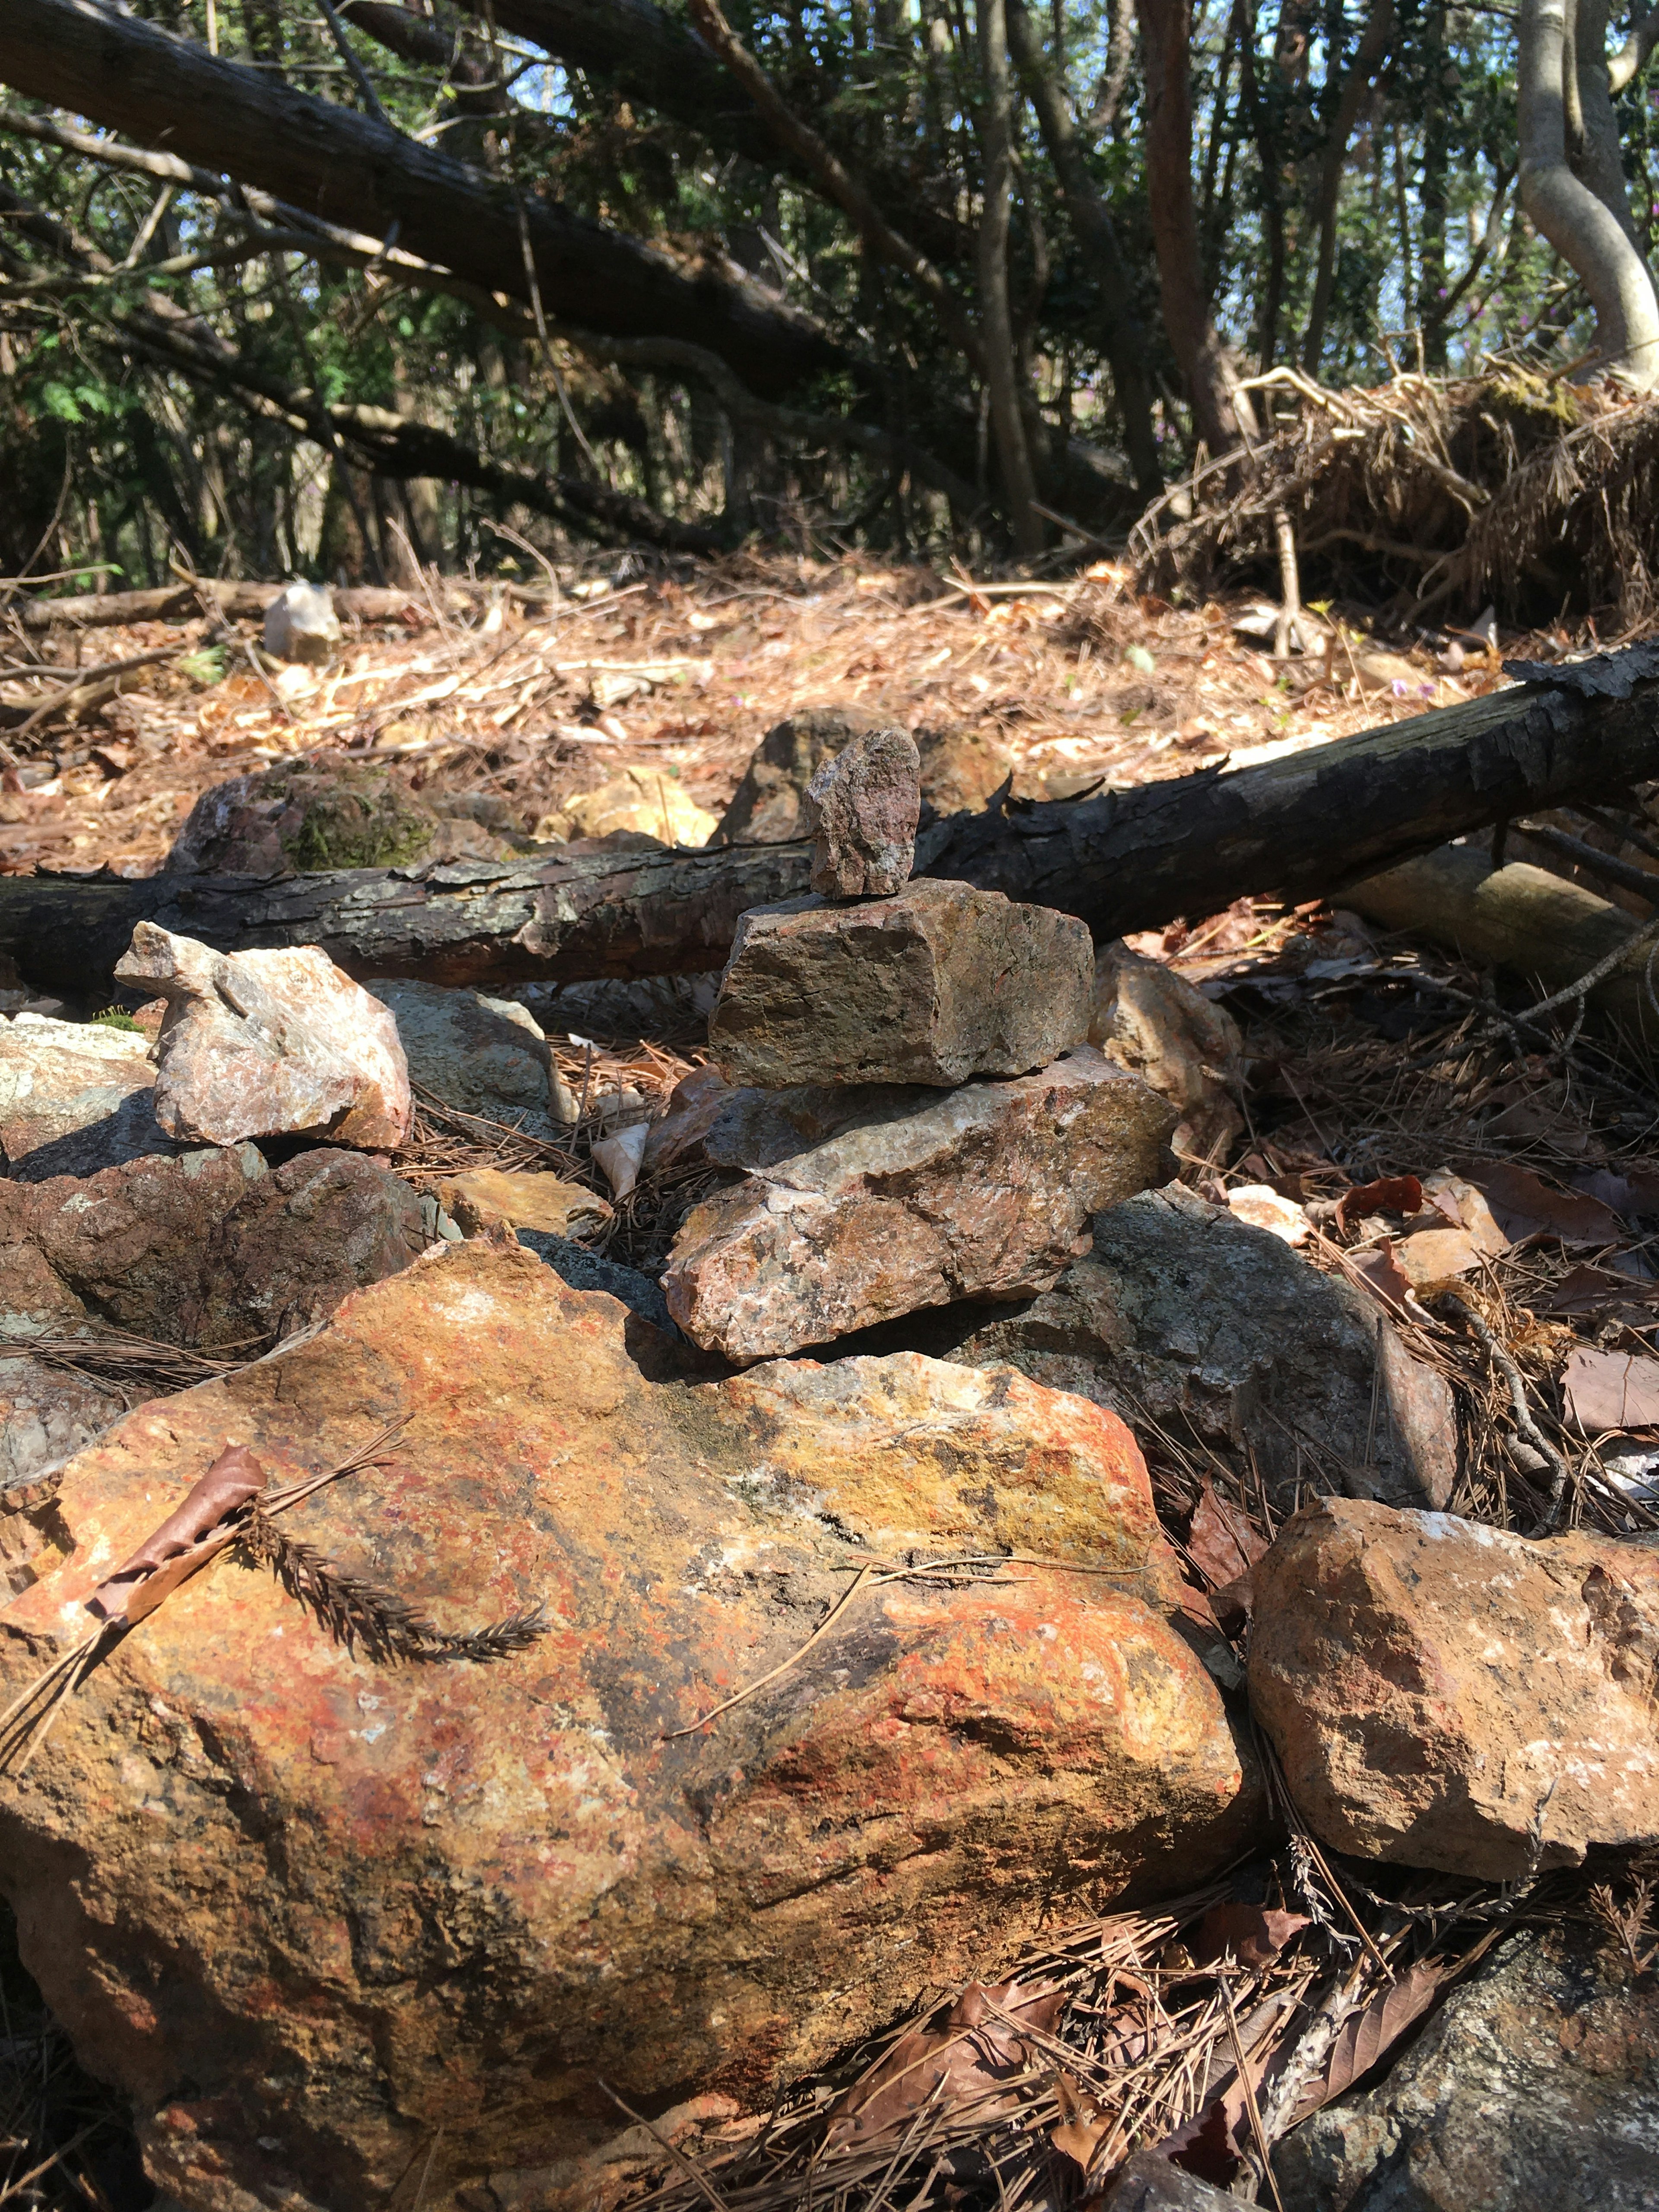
[708, 879, 1094, 1090]
[364, 979, 576, 1137]
[0, 1014, 175, 1182]
[884, 1183, 1456, 1511]
[664, 1049, 1175, 1363]
[1102, 2149, 1240, 2209]
[1278, 1928, 1659, 2211]
[262, 579, 341, 666]
[0, 1354, 128, 1491]
[515, 1230, 673, 1332]
[714, 705, 885, 844]
[803, 726, 920, 897]
[522, 971, 722, 1043]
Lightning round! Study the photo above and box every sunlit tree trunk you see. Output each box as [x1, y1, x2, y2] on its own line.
[1518, 0, 1659, 385]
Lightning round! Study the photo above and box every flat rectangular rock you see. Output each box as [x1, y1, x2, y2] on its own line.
[709, 877, 1094, 1088]
[663, 1046, 1175, 1361]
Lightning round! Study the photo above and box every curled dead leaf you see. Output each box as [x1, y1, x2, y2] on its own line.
[1286, 1961, 1444, 2127]
[1336, 1173, 1423, 1232]
[88, 1443, 265, 1623]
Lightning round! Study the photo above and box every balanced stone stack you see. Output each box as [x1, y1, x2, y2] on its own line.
[662, 728, 1177, 1361]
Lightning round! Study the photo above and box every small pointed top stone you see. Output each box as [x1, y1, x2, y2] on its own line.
[803, 726, 921, 898]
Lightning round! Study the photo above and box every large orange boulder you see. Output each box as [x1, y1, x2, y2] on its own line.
[0, 1241, 1254, 2212]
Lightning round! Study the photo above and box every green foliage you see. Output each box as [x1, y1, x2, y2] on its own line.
[0, 0, 1645, 575]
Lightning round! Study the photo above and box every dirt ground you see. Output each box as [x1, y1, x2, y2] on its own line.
[0, 552, 1530, 878]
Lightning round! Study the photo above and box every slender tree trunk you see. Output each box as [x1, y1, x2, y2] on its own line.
[1573, 0, 1643, 245]
[1300, 0, 1396, 375]
[1232, 0, 1285, 369]
[1419, 3, 1450, 366]
[1136, 0, 1258, 451]
[974, 0, 1044, 553]
[1518, 0, 1659, 384]
[1005, 0, 1163, 499]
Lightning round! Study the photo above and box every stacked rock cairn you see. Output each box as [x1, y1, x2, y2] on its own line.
[660, 728, 1178, 1363]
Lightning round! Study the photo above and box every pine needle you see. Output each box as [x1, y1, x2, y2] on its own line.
[238, 1506, 546, 1666]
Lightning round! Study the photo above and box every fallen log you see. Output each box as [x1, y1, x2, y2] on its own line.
[4, 660, 1659, 998]
[6, 579, 543, 632]
[1346, 846, 1656, 1035]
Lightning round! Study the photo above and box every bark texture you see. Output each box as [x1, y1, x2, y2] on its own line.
[1517, 0, 1659, 385]
[6, 677, 1659, 998]
[1135, 0, 1256, 449]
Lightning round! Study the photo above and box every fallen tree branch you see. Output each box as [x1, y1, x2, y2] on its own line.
[7, 663, 1659, 996]
[0, 0, 845, 402]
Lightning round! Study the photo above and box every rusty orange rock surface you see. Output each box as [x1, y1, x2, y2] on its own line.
[1249, 1496, 1659, 1879]
[0, 1241, 1252, 2212]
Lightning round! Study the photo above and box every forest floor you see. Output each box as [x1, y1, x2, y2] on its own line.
[0, 550, 1542, 879]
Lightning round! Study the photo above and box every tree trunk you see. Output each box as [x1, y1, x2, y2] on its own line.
[1300, 0, 1396, 375]
[1005, 0, 1163, 501]
[973, 0, 1044, 553]
[1135, 0, 1258, 451]
[1518, 0, 1659, 385]
[1231, 0, 1286, 369]
[9, 666, 1659, 998]
[0, 0, 845, 404]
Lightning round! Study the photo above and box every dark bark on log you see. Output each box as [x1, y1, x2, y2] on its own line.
[0, 0, 845, 403]
[3, 676, 1657, 998]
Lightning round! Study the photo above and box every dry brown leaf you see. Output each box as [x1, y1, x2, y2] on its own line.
[1347, 1237, 1414, 1316]
[1562, 1346, 1659, 1433]
[1542, 1265, 1659, 1319]
[1336, 1173, 1424, 1231]
[1460, 1160, 1624, 1245]
[825, 1980, 1065, 2147]
[88, 1443, 266, 1623]
[1391, 1224, 1485, 1287]
[1186, 1480, 1268, 1588]
[1286, 1962, 1444, 2126]
[1189, 1902, 1313, 1971]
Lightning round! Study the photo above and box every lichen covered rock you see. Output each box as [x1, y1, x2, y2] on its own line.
[0, 1241, 1257, 2212]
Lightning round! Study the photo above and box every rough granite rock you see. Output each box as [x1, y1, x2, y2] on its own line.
[0, 1240, 1257, 2212]
[515, 1229, 676, 1332]
[167, 759, 443, 875]
[437, 1169, 610, 1239]
[0, 1354, 128, 1491]
[715, 710, 1011, 845]
[114, 925, 410, 1150]
[364, 980, 576, 1138]
[1091, 944, 1244, 1165]
[0, 1014, 175, 1182]
[1277, 1927, 1659, 2211]
[1103, 2150, 1240, 2210]
[802, 728, 921, 897]
[664, 1048, 1175, 1361]
[1249, 1496, 1659, 1878]
[263, 579, 342, 667]
[709, 880, 1095, 1090]
[896, 1185, 1457, 1512]
[714, 706, 885, 844]
[0, 1145, 427, 1350]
